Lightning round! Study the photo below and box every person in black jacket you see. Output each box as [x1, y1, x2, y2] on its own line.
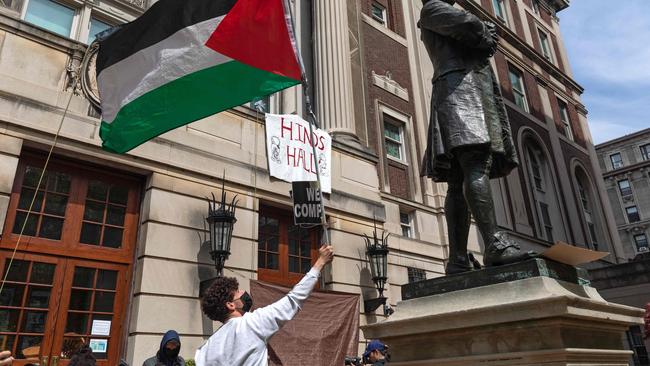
[419, 0, 534, 274]
[143, 330, 185, 366]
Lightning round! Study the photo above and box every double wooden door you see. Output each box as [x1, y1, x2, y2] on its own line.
[0, 252, 129, 366]
[0, 153, 140, 366]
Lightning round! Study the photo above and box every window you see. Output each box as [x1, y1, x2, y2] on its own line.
[371, 2, 388, 26]
[539, 202, 554, 242]
[640, 143, 650, 161]
[88, 17, 111, 44]
[384, 119, 405, 162]
[492, 0, 508, 25]
[577, 177, 599, 250]
[508, 66, 529, 112]
[610, 153, 623, 169]
[257, 207, 319, 287]
[634, 234, 649, 252]
[24, 0, 75, 37]
[538, 28, 553, 62]
[529, 149, 543, 191]
[626, 206, 640, 223]
[400, 212, 412, 238]
[4, 154, 140, 264]
[0, 0, 24, 13]
[557, 99, 573, 141]
[618, 179, 632, 197]
[407, 267, 426, 283]
[532, 0, 541, 15]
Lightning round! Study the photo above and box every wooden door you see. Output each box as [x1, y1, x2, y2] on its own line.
[49, 259, 129, 366]
[0, 252, 66, 366]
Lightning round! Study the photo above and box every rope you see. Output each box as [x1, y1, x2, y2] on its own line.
[0, 90, 75, 298]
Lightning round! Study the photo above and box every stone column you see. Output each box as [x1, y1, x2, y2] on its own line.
[313, 0, 358, 143]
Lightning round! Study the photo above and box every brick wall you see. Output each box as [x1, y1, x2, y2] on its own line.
[361, 0, 406, 37]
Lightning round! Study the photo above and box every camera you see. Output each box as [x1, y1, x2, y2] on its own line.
[344, 356, 363, 365]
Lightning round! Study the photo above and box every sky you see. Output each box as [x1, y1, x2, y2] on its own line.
[559, 0, 650, 145]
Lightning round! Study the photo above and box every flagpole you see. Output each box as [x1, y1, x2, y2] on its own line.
[282, 0, 330, 246]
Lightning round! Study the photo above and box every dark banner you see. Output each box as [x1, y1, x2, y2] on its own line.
[291, 181, 323, 225]
[250, 280, 360, 366]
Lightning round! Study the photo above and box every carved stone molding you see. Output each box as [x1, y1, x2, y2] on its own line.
[372, 70, 409, 101]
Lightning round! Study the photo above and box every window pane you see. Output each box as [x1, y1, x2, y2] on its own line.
[106, 205, 126, 226]
[103, 227, 123, 248]
[18, 188, 44, 211]
[0, 283, 25, 307]
[16, 335, 43, 359]
[386, 140, 402, 159]
[96, 270, 117, 290]
[87, 181, 109, 201]
[69, 289, 92, 311]
[300, 241, 311, 257]
[24, 0, 75, 37]
[109, 185, 128, 205]
[384, 123, 401, 141]
[0, 0, 24, 12]
[80, 223, 102, 245]
[266, 237, 279, 253]
[258, 251, 266, 269]
[93, 291, 115, 312]
[0, 309, 20, 332]
[20, 311, 47, 333]
[3, 259, 29, 282]
[65, 312, 89, 334]
[301, 259, 311, 274]
[84, 201, 106, 223]
[26, 286, 51, 308]
[88, 17, 111, 44]
[289, 238, 298, 256]
[39, 216, 64, 240]
[30, 263, 56, 285]
[289, 257, 298, 273]
[23, 166, 44, 188]
[267, 254, 279, 270]
[47, 172, 71, 194]
[72, 267, 95, 288]
[13, 212, 39, 236]
[44, 193, 68, 216]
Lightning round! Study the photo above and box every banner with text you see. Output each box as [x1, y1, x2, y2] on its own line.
[265, 114, 332, 193]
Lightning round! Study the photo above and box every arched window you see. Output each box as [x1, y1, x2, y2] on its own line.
[522, 138, 566, 243]
[574, 166, 605, 251]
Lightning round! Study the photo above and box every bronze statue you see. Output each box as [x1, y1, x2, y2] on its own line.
[419, 0, 535, 274]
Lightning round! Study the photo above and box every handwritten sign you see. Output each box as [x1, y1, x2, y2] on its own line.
[265, 114, 331, 193]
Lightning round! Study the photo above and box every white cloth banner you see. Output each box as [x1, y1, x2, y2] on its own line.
[265, 114, 332, 193]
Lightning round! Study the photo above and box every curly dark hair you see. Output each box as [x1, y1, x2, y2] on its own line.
[68, 345, 96, 366]
[201, 276, 239, 322]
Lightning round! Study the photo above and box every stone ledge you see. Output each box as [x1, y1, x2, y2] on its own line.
[402, 258, 588, 300]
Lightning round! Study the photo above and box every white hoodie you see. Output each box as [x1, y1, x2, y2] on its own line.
[195, 267, 320, 366]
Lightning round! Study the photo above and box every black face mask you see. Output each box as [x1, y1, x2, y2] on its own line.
[163, 347, 179, 359]
[236, 291, 253, 314]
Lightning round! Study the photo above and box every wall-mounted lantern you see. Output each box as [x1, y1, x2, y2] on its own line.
[363, 220, 393, 316]
[206, 180, 238, 276]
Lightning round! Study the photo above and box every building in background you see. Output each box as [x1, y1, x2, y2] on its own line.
[0, 0, 626, 364]
[595, 128, 650, 260]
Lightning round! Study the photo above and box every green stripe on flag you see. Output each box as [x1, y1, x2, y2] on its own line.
[100, 60, 299, 153]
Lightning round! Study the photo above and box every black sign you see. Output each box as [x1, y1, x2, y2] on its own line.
[291, 181, 323, 225]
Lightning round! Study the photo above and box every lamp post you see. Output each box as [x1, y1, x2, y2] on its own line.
[363, 220, 393, 316]
[206, 181, 238, 276]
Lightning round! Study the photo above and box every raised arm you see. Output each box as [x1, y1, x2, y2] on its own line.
[246, 245, 334, 341]
[420, 1, 496, 51]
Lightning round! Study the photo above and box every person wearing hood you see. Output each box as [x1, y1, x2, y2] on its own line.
[143, 330, 185, 366]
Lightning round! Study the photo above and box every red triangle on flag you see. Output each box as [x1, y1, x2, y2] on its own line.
[206, 0, 302, 82]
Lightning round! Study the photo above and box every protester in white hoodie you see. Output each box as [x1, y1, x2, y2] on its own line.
[195, 244, 334, 366]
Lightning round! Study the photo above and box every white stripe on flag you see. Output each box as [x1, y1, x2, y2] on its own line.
[98, 16, 231, 124]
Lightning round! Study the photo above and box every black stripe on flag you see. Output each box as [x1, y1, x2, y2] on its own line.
[97, 0, 237, 75]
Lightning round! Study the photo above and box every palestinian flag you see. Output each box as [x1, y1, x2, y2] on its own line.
[96, 0, 302, 153]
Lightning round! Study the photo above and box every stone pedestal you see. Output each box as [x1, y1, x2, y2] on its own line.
[361, 259, 645, 366]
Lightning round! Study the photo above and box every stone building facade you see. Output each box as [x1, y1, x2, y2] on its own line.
[0, 0, 625, 365]
[595, 128, 650, 260]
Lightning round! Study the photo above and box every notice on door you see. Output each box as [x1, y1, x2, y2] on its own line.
[89, 339, 108, 353]
[91, 320, 111, 336]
